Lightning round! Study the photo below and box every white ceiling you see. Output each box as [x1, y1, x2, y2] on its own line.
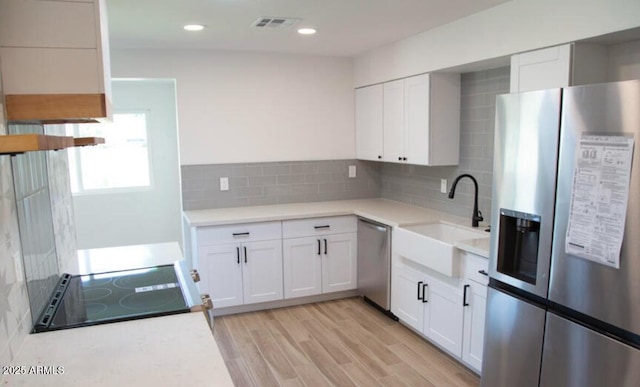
[106, 0, 510, 57]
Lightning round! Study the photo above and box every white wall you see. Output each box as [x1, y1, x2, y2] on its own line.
[73, 79, 183, 249]
[111, 50, 354, 165]
[354, 0, 640, 87]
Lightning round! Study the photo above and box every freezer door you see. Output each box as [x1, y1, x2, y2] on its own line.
[550, 80, 640, 336]
[540, 312, 640, 387]
[489, 89, 561, 298]
[481, 287, 545, 387]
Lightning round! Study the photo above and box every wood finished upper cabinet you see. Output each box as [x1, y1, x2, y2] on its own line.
[0, 0, 112, 122]
[355, 84, 384, 161]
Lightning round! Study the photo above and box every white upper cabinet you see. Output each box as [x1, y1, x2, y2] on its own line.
[383, 79, 405, 163]
[355, 72, 460, 166]
[355, 84, 384, 161]
[0, 0, 112, 123]
[510, 43, 609, 93]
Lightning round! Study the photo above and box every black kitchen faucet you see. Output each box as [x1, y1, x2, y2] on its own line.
[448, 174, 483, 227]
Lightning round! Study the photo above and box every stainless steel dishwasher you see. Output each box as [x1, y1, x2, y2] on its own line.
[357, 218, 397, 320]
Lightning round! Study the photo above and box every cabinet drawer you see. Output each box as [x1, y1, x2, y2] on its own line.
[464, 253, 489, 286]
[197, 221, 282, 245]
[282, 216, 357, 238]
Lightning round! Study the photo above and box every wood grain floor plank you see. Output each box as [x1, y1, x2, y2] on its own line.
[331, 326, 391, 378]
[294, 363, 333, 387]
[224, 358, 255, 387]
[390, 362, 436, 387]
[213, 317, 240, 360]
[388, 342, 460, 387]
[265, 319, 311, 367]
[303, 318, 353, 365]
[299, 339, 357, 387]
[251, 329, 298, 381]
[378, 374, 409, 387]
[214, 297, 480, 387]
[341, 361, 384, 387]
[338, 318, 402, 366]
[343, 305, 399, 345]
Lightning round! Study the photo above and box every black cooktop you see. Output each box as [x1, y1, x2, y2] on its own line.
[34, 265, 190, 332]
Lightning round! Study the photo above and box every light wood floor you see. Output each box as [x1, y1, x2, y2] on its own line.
[213, 297, 480, 387]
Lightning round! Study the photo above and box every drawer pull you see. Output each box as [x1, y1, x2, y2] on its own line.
[463, 284, 470, 306]
[478, 270, 488, 276]
[314, 225, 330, 230]
[233, 232, 250, 237]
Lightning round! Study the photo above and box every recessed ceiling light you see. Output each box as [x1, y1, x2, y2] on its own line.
[297, 27, 316, 35]
[184, 24, 205, 31]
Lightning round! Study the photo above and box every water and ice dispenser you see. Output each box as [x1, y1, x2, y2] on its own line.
[497, 209, 542, 285]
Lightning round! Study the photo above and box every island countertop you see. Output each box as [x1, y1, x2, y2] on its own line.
[3, 243, 233, 386]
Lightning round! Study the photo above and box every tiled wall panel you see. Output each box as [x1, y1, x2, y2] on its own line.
[182, 159, 381, 210]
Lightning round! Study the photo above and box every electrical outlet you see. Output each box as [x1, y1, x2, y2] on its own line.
[220, 177, 229, 191]
[441, 179, 448, 194]
[349, 165, 357, 178]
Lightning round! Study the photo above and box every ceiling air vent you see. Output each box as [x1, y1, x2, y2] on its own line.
[252, 17, 300, 28]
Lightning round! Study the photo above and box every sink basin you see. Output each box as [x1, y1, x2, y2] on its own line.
[394, 222, 487, 277]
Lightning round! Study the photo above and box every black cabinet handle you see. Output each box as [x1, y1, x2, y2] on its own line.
[233, 232, 250, 237]
[422, 283, 429, 303]
[236, 247, 240, 264]
[463, 284, 470, 306]
[244, 246, 247, 263]
[314, 225, 330, 230]
[478, 270, 488, 276]
[324, 239, 328, 255]
[317, 239, 321, 255]
[403, 157, 407, 161]
[417, 281, 424, 300]
[378, 155, 382, 159]
[398, 156, 402, 161]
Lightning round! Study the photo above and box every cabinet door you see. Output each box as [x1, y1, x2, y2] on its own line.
[355, 84, 384, 161]
[322, 233, 357, 293]
[198, 244, 243, 308]
[383, 79, 405, 163]
[423, 276, 464, 357]
[283, 237, 322, 299]
[404, 74, 430, 166]
[242, 240, 284, 304]
[462, 281, 487, 372]
[510, 44, 572, 92]
[391, 258, 425, 332]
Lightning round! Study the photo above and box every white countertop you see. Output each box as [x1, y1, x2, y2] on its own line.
[4, 313, 232, 387]
[4, 243, 233, 387]
[184, 198, 491, 257]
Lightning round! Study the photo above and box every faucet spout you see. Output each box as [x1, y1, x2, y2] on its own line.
[448, 174, 484, 227]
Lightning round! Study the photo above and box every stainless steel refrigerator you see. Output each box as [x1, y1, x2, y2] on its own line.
[482, 80, 640, 386]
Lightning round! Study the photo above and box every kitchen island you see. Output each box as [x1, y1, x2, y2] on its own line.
[3, 243, 233, 387]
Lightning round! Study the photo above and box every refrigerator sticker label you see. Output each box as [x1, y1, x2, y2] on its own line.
[565, 135, 634, 269]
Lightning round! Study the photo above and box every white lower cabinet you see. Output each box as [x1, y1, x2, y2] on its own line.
[199, 240, 283, 308]
[194, 221, 283, 309]
[282, 216, 357, 299]
[391, 250, 488, 373]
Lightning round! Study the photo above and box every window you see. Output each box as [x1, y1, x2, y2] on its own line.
[67, 112, 151, 194]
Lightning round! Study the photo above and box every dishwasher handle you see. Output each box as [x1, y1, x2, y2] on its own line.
[359, 219, 389, 233]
